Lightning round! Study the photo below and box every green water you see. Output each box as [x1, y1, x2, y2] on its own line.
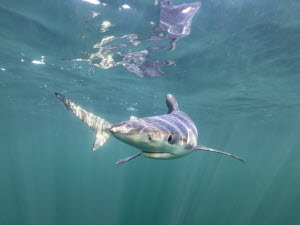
[1, 0, 300, 225]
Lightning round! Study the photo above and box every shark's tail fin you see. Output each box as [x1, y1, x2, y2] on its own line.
[55, 93, 112, 151]
[196, 146, 245, 162]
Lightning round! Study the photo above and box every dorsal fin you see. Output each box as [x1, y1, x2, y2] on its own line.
[166, 94, 179, 114]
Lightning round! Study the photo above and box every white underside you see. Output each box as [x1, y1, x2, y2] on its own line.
[141, 151, 189, 159]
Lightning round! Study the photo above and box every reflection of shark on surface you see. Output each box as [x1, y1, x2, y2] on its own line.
[55, 93, 244, 165]
[119, 47, 175, 77]
[62, 34, 174, 77]
[60, 1, 201, 77]
[155, 0, 201, 51]
[62, 1, 200, 77]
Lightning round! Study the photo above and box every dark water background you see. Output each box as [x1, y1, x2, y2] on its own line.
[1, 0, 300, 225]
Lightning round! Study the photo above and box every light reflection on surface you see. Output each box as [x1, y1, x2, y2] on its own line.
[100, 20, 113, 33]
[71, 1, 200, 77]
[89, 10, 100, 18]
[181, 7, 194, 14]
[121, 4, 131, 9]
[82, 0, 100, 5]
[32, 56, 45, 65]
[68, 34, 174, 77]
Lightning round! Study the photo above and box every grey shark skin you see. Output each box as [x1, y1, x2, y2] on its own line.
[55, 93, 244, 165]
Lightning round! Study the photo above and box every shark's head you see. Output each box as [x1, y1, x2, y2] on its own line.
[110, 119, 196, 159]
[110, 94, 198, 159]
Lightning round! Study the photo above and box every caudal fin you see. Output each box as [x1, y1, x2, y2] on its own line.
[196, 146, 245, 162]
[55, 93, 112, 150]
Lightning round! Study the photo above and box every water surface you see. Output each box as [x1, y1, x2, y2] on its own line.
[1, 0, 300, 225]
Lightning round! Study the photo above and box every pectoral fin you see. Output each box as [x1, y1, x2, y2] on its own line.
[196, 146, 245, 162]
[115, 153, 142, 165]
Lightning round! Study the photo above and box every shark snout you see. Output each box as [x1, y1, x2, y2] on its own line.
[110, 124, 131, 134]
[110, 126, 121, 133]
[110, 120, 141, 134]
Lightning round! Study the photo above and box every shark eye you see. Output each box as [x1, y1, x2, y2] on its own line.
[167, 134, 173, 144]
[148, 136, 152, 141]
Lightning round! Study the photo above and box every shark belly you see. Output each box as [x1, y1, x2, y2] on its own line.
[141, 150, 192, 159]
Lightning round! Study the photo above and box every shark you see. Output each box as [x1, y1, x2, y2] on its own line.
[55, 93, 244, 164]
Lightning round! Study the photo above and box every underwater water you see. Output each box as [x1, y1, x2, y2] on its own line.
[1, 0, 300, 224]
